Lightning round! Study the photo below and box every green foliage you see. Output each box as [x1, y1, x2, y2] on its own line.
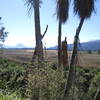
[83, 87, 97, 100]
[0, 58, 100, 100]
[83, 72, 100, 100]
[0, 93, 29, 100]
[0, 58, 27, 94]
[26, 63, 66, 100]
[92, 72, 100, 86]
[73, 67, 100, 100]
[0, 17, 8, 48]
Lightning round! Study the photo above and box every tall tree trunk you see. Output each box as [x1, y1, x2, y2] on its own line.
[31, 0, 42, 99]
[32, 0, 44, 63]
[63, 18, 84, 100]
[62, 37, 68, 70]
[58, 20, 62, 68]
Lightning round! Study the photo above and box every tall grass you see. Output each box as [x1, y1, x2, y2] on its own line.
[25, 62, 66, 100]
[0, 93, 29, 100]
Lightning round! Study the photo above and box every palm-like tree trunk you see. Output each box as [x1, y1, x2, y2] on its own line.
[32, 0, 44, 62]
[31, 1, 43, 99]
[56, 0, 69, 68]
[58, 20, 62, 68]
[62, 37, 68, 70]
[63, 18, 84, 100]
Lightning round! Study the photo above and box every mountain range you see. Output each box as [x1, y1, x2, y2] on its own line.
[48, 39, 100, 51]
[4, 39, 100, 51]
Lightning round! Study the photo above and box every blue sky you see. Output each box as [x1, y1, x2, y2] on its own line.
[0, 0, 100, 47]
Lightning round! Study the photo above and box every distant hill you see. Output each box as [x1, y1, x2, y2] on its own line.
[3, 40, 100, 51]
[4, 43, 33, 49]
[48, 39, 100, 51]
[14, 44, 27, 48]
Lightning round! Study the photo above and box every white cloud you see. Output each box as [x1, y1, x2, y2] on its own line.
[4, 35, 35, 47]
[4, 33, 74, 48]
[4, 34, 57, 47]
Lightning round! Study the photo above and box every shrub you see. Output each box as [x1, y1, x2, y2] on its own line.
[25, 62, 66, 100]
[0, 58, 27, 94]
[87, 50, 92, 54]
[83, 87, 97, 100]
[97, 50, 100, 54]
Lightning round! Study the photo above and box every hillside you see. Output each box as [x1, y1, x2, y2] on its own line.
[3, 39, 100, 51]
[48, 39, 100, 51]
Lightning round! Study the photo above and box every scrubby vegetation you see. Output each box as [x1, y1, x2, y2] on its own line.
[97, 50, 100, 54]
[0, 57, 100, 100]
[0, 93, 28, 100]
[0, 58, 27, 97]
[87, 50, 92, 54]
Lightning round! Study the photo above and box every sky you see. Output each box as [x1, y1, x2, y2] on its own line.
[0, 0, 100, 47]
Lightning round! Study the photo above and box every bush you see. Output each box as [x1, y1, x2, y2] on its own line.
[26, 62, 66, 100]
[83, 87, 97, 100]
[97, 50, 100, 54]
[87, 50, 92, 54]
[92, 72, 100, 87]
[0, 58, 27, 94]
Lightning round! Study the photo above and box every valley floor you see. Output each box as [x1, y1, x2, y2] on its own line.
[0, 49, 100, 67]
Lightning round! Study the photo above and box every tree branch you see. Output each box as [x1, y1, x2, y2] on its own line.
[41, 25, 48, 40]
